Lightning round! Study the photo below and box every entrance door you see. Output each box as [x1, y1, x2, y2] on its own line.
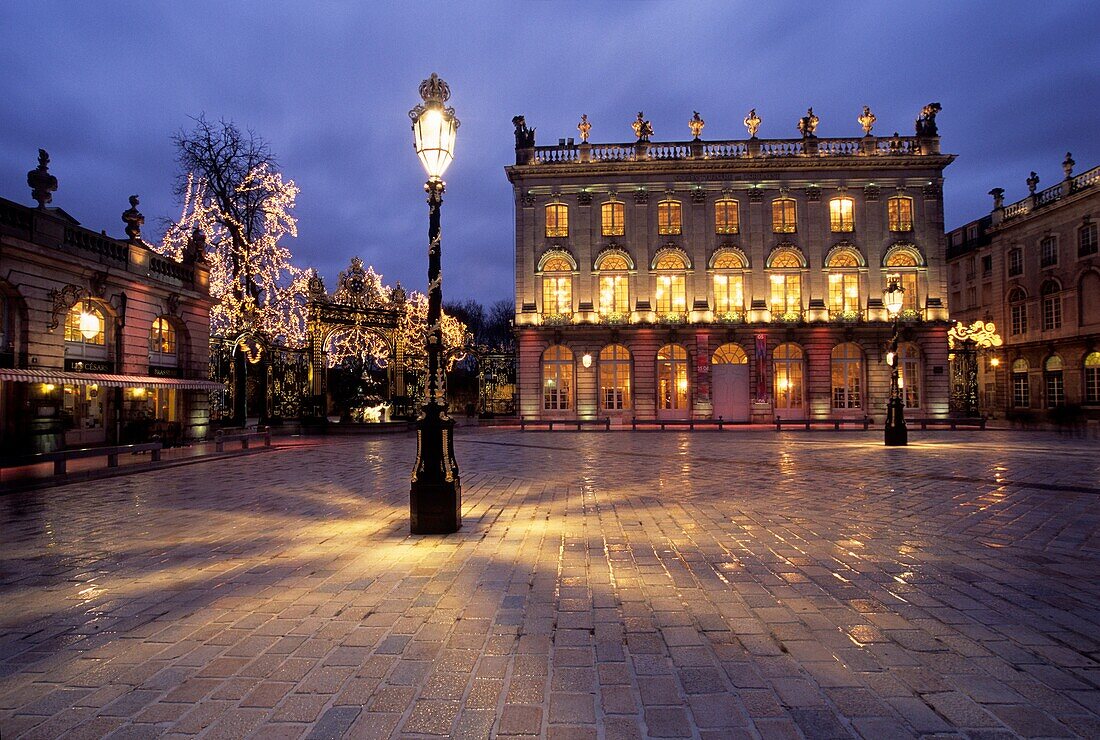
[713, 364, 750, 421]
[711, 343, 750, 422]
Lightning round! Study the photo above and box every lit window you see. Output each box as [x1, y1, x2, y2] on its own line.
[601, 201, 625, 237]
[545, 203, 568, 238]
[598, 344, 631, 410]
[898, 343, 922, 409]
[541, 255, 573, 316]
[829, 197, 855, 233]
[767, 248, 803, 318]
[712, 343, 748, 365]
[830, 343, 863, 409]
[1012, 358, 1030, 407]
[150, 317, 177, 356]
[1084, 351, 1100, 404]
[774, 343, 804, 410]
[654, 252, 687, 315]
[887, 196, 914, 232]
[658, 200, 682, 235]
[772, 198, 796, 233]
[714, 199, 739, 235]
[1078, 222, 1098, 257]
[656, 344, 689, 410]
[542, 345, 573, 410]
[1045, 355, 1064, 407]
[885, 248, 921, 312]
[1041, 280, 1061, 330]
[596, 253, 630, 315]
[1040, 236, 1058, 268]
[1008, 288, 1027, 335]
[64, 303, 106, 346]
[712, 250, 745, 315]
[826, 249, 861, 315]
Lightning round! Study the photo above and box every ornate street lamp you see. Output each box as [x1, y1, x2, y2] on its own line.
[883, 274, 907, 446]
[408, 73, 462, 534]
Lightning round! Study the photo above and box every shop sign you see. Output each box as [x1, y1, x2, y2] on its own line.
[149, 366, 182, 378]
[65, 359, 114, 373]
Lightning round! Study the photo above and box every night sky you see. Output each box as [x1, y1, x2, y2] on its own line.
[2, 2, 1098, 304]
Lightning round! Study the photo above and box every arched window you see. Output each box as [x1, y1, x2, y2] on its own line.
[545, 203, 568, 238]
[542, 345, 573, 411]
[711, 249, 746, 316]
[830, 343, 863, 409]
[596, 253, 630, 315]
[826, 247, 862, 316]
[1084, 351, 1100, 404]
[884, 246, 921, 312]
[773, 343, 804, 412]
[1044, 355, 1064, 407]
[712, 343, 748, 365]
[150, 317, 179, 369]
[540, 255, 573, 317]
[601, 201, 625, 237]
[898, 343, 922, 409]
[1041, 279, 1061, 331]
[598, 344, 632, 411]
[1012, 358, 1030, 407]
[1080, 221, 1098, 257]
[64, 301, 107, 358]
[653, 251, 687, 315]
[829, 197, 855, 233]
[656, 344, 689, 411]
[887, 196, 914, 232]
[657, 200, 682, 235]
[767, 247, 804, 319]
[772, 197, 796, 233]
[1008, 288, 1027, 335]
[715, 199, 739, 234]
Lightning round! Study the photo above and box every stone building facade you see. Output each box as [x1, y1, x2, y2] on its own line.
[946, 154, 1100, 418]
[506, 107, 955, 423]
[0, 151, 220, 454]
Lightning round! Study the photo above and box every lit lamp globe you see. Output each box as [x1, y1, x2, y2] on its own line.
[78, 310, 101, 341]
[883, 277, 905, 317]
[410, 73, 459, 180]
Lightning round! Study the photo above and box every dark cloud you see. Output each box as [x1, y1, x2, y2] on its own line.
[2, 1, 1098, 303]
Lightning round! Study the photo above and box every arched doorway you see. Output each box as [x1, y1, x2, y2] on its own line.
[711, 343, 749, 421]
[656, 344, 690, 419]
[323, 326, 393, 421]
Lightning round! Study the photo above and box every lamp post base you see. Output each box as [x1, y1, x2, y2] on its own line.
[884, 397, 908, 447]
[410, 479, 462, 534]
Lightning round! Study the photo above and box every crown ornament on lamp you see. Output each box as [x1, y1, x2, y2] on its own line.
[409, 73, 460, 180]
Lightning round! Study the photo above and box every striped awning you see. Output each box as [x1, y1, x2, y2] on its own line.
[0, 368, 226, 391]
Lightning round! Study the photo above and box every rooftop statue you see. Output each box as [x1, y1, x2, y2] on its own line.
[915, 102, 941, 137]
[1026, 171, 1040, 195]
[632, 111, 653, 142]
[797, 107, 819, 139]
[512, 115, 535, 149]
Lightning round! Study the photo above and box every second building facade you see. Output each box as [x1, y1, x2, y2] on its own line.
[507, 108, 954, 422]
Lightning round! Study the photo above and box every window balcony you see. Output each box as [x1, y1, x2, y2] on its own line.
[540, 313, 572, 326]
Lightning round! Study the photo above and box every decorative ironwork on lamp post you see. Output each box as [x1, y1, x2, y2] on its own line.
[883, 274, 908, 446]
[408, 73, 461, 534]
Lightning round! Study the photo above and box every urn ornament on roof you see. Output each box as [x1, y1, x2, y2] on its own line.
[27, 148, 58, 208]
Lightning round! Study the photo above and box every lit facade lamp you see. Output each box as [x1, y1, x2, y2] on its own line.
[79, 302, 102, 341]
[883, 274, 907, 446]
[408, 73, 462, 534]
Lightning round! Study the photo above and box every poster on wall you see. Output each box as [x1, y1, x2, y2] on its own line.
[754, 333, 768, 402]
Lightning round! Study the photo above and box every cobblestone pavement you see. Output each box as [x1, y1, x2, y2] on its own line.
[1, 429, 1099, 739]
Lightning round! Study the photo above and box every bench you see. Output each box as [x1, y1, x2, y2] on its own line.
[911, 417, 987, 430]
[630, 418, 733, 431]
[4, 442, 164, 476]
[214, 426, 273, 452]
[775, 416, 872, 431]
[519, 418, 611, 431]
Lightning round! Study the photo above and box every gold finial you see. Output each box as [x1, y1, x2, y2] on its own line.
[858, 106, 876, 136]
[577, 114, 591, 143]
[688, 111, 705, 140]
[743, 109, 761, 138]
